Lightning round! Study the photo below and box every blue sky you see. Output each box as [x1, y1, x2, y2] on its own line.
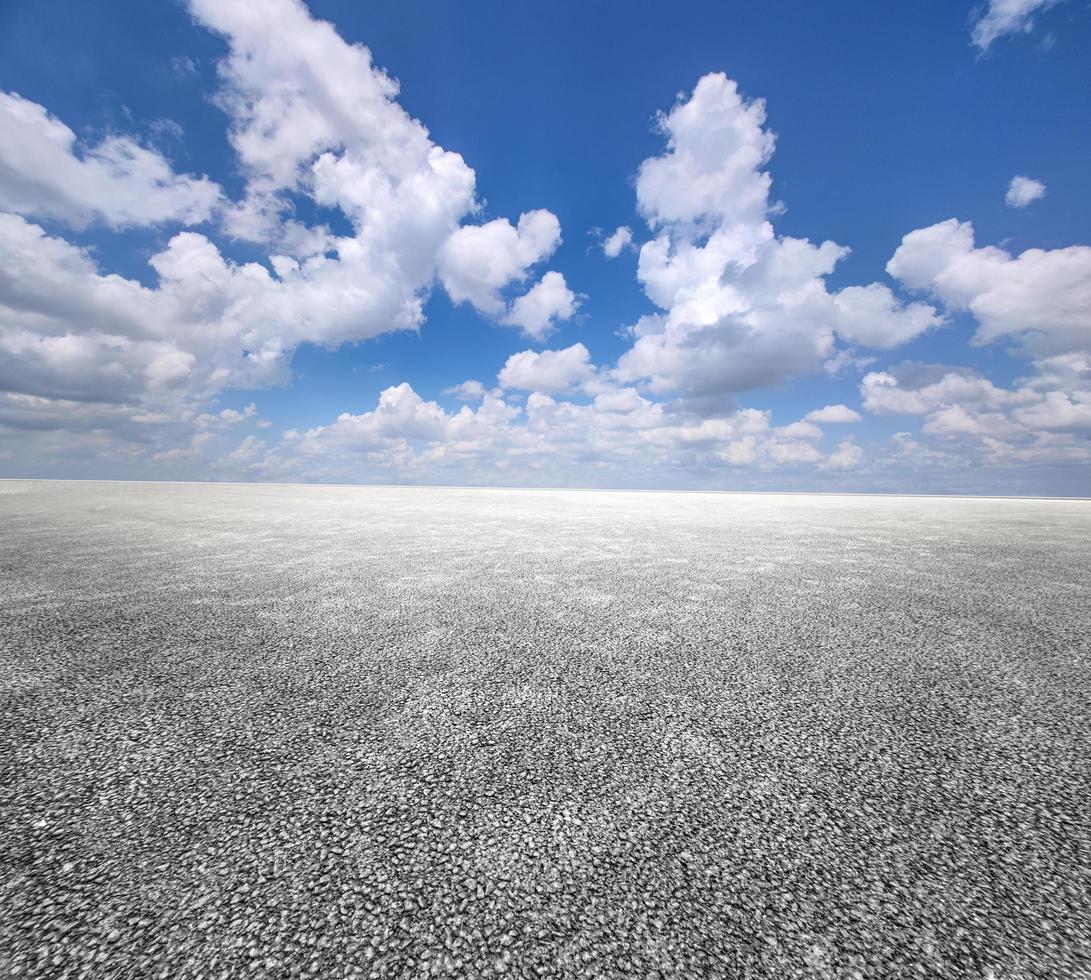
[0, 0, 1088, 494]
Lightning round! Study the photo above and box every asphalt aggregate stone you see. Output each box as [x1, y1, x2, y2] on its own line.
[1, 480, 1089, 979]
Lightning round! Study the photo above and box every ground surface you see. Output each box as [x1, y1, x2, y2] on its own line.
[1, 480, 1090, 980]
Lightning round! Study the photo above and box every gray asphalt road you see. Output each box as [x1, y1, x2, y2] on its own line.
[2, 480, 1089, 979]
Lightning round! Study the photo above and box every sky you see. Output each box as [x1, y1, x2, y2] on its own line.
[0, 0, 1088, 495]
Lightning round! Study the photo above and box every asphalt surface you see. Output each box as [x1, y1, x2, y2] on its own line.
[1, 480, 1089, 980]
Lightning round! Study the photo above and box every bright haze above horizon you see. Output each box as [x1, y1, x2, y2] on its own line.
[0, 0, 1089, 495]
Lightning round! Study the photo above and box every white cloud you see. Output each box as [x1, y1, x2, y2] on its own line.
[224, 230, 1090, 485]
[602, 226, 633, 258]
[613, 73, 940, 404]
[823, 349, 878, 375]
[0, 0, 569, 460]
[189, 0, 578, 348]
[0, 91, 221, 229]
[861, 365, 1034, 417]
[0, 215, 189, 406]
[766, 440, 822, 464]
[225, 434, 267, 466]
[502, 271, 580, 340]
[887, 218, 1091, 355]
[181, 0, 495, 341]
[829, 284, 942, 349]
[196, 402, 260, 428]
[774, 420, 823, 440]
[805, 404, 862, 424]
[0, 203, 461, 418]
[820, 440, 864, 470]
[250, 373, 877, 486]
[442, 380, 487, 402]
[971, 0, 1065, 50]
[498, 343, 596, 394]
[437, 210, 561, 315]
[189, 0, 474, 241]
[860, 360, 1091, 466]
[636, 73, 774, 232]
[1011, 390, 1091, 431]
[285, 383, 522, 468]
[1006, 175, 1047, 208]
[153, 430, 216, 463]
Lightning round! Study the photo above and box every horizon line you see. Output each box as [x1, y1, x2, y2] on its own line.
[2, 476, 1088, 503]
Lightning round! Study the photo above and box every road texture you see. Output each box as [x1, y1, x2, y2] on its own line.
[1, 480, 1089, 979]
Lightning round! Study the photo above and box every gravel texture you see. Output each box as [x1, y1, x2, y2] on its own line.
[1, 479, 1090, 980]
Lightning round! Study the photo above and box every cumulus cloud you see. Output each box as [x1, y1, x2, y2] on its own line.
[284, 383, 521, 469]
[613, 73, 940, 405]
[765, 439, 822, 464]
[0, 215, 177, 405]
[1006, 175, 1047, 208]
[442, 380, 487, 402]
[887, 218, 1091, 356]
[250, 374, 875, 486]
[635, 73, 774, 232]
[820, 440, 864, 470]
[498, 344, 596, 394]
[192, 0, 574, 342]
[437, 210, 562, 316]
[805, 404, 862, 424]
[602, 226, 633, 258]
[829, 284, 943, 350]
[971, 0, 1065, 50]
[189, 0, 474, 243]
[861, 364, 1034, 417]
[225, 434, 267, 466]
[502, 271, 580, 340]
[1012, 390, 1091, 431]
[823, 349, 878, 376]
[0, 204, 467, 424]
[2, 9, 1087, 490]
[774, 421, 823, 440]
[0, 0, 574, 462]
[0, 92, 221, 229]
[859, 360, 1091, 466]
[196, 403, 260, 429]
